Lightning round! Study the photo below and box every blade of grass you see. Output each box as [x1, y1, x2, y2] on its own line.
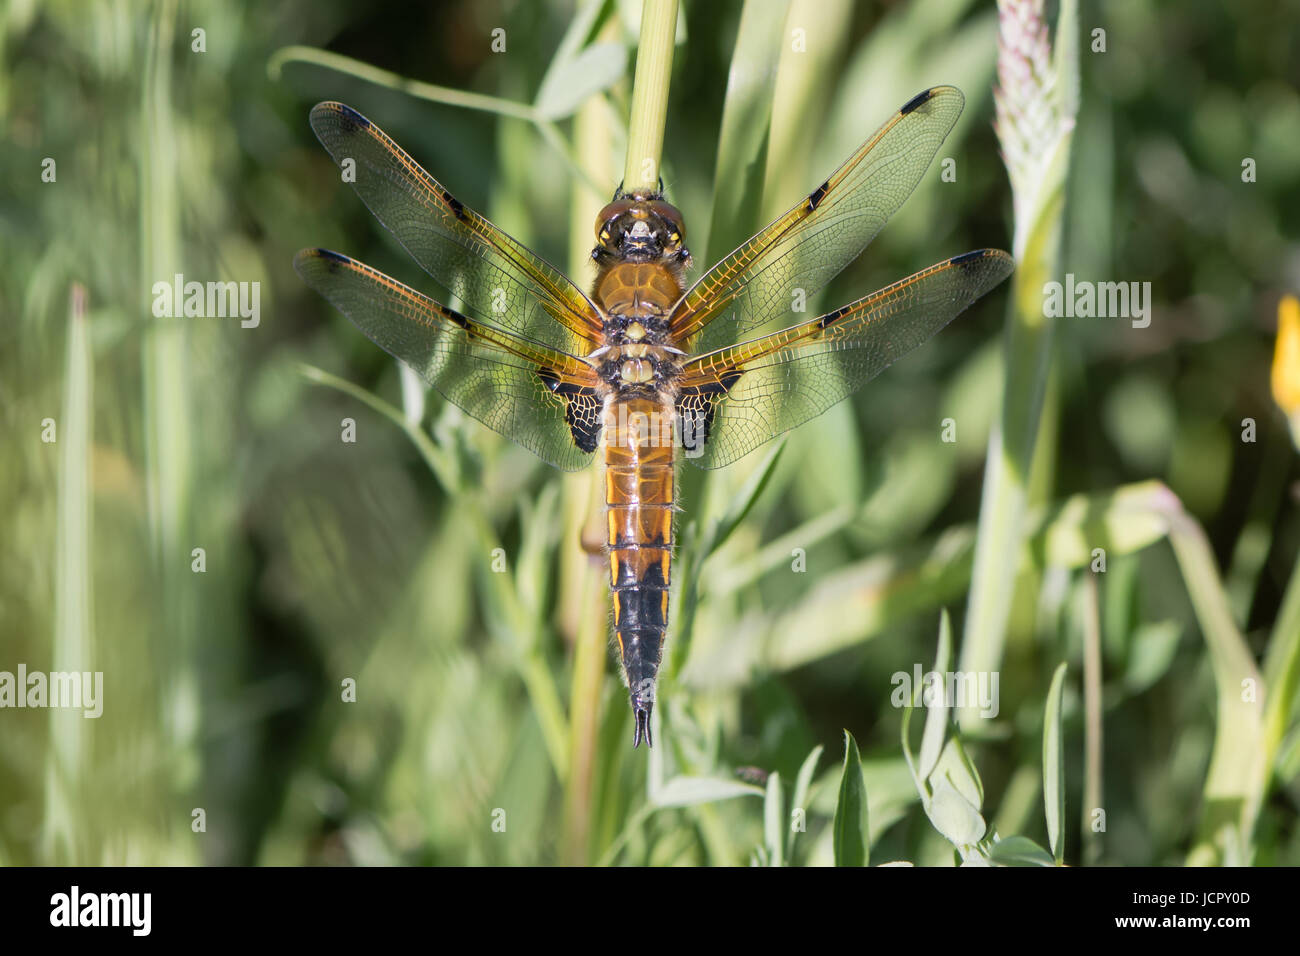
[832, 730, 869, 866]
[786, 743, 823, 861]
[918, 610, 955, 782]
[763, 771, 784, 866]
[1043, 661, 1067, 864]
[701, 0, 791, 265]
[140, 0, 201, 843]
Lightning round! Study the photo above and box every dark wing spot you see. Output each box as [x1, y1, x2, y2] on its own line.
[333, 103, 371, 130]
[950, 249, 988, 269]
[441, 191, 467, 221]
[539, 370, 602, 453]
[818, 304, 851, 329]
[900, 88, 935, 115]
[436, 301, 471, 329]
[806, 179, 831, 211]
[311, 248, 350, 271]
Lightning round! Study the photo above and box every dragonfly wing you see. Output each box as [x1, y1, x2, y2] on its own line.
[308, 102, 604, 356]
[296, 248, 601, 472]
[670, 86, 966, 354]
[675, 249, 1014, 469]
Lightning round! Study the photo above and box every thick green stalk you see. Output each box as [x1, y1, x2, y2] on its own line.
[622, 0, 678, 193]
[958, 0, 1077, 730]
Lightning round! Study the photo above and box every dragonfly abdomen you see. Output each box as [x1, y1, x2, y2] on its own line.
[603, 394, 675, 748]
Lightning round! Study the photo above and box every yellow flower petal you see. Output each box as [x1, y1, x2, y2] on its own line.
[1272, 294, 1300, 415]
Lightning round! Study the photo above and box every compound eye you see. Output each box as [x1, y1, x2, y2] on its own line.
[595, 199, 635, 241]
[648, 200, 685, 241]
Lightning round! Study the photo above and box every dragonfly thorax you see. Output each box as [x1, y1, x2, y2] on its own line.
[595, 342, 681, 393]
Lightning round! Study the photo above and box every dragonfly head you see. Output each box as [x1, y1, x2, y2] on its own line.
[593, 193, 690, 269]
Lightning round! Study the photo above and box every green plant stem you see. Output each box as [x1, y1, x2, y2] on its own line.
[269, 45, 536, 118]
[1156, 493, 1266, 864]
[269, 45, 603, 195]
[560, 81, 616, 864]
[622, 0, 678, 192]
[958, 260, 1058, 733]
[562, 567, 606, 863]
[960, 0, 1077, 733]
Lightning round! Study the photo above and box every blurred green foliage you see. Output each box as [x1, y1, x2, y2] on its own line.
[1, 0, 1298, 866]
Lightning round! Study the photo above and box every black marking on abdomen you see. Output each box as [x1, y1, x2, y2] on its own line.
[612, 555, 668, 589]
[900, 88, 934, 115]
[617, 627, 664, 700]
[615, 585, 668, 630]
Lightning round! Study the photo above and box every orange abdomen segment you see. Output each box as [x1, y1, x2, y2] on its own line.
[604, 396, 675, 735]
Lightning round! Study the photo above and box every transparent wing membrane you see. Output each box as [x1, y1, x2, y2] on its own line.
[676, 249, 1014, 469]
[296, 248, 600, 472]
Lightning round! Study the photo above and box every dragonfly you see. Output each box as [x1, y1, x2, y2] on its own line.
[295, 85, 1014, 748]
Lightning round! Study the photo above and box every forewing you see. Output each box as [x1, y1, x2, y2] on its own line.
[675, 249, 1014, 469]
[296, 248, 601, 472]
[671, 86, 965, 354]
[308, 101, 603, 356]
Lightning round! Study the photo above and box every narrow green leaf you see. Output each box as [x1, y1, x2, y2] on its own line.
[833, 731, 869, 866]
[900, 661, 924, 801]
[786, 744, 823, 859]
[651, 775, 764, 809]
[918, 610, 954, 781]
[1053, 0, 1081, 119]
[763, 771, 784, 867]
[1043, 661, 1068, 863]
[705, 438, 786, 557]
[703, 0, 792, 264]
